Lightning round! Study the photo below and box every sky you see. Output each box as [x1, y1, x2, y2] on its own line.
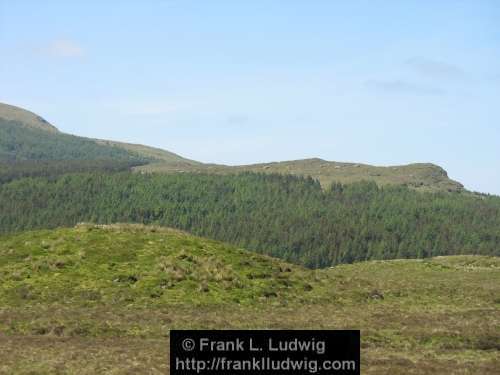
[1, 1, 499, 194]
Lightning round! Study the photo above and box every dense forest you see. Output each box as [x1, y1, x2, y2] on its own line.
[0, 119, 149, 162]
[1, 171, 499, 268]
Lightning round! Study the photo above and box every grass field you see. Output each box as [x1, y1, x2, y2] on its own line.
[0, 224, 498, 374]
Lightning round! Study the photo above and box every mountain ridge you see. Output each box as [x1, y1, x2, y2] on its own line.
[137, 157, 464, 192]
[0, 102, 464, 192]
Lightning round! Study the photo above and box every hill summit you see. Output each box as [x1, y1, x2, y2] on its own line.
[0, 102, 196, 164]
[0, 102, 59, 133]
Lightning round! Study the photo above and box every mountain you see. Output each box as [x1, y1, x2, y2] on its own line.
[138, 158, 464, 193]
[0, 102, 463, 192]
[1, 224, 498, 374]
[0, 102, 196, 165]
[0, 102, 59, 133]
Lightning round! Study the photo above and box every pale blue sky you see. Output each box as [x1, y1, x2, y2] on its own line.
[1, 1, 499, 194]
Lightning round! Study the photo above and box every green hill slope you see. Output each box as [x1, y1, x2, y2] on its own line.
[0, 223, 319, 306]
[0, 225, 498, 374]
[0, 103, 59, 133]
[138, 158, 464, 192]
[0, 117, 145, 162]
[94, 139, 200, 165]
[0, 102, 196, 165]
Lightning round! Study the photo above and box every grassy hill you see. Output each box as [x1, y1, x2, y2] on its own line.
[0, 103, 59, 133]
[0, 117, 144, 162]
[0, 224, 498, 374]
[93, 139, 200, 165]
[137, 158, 464, 192]
[0, 223, 319, 306]
[1, 102, 464, 192]
[0, 102, 195, 165]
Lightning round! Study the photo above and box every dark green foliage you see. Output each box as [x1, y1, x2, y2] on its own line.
[0, 119, 149, 162]
[1, 172, 499, 268]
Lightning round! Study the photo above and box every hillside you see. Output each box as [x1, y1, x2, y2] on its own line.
[94, 139, 200, 165]
[1, 102, 464, 192]
[0, 117, 144, 162]
[0, 103, 59, 133]
[138, 158, 464, 192]
[0, 102, 195, 165]
[0, 225, 498, 374]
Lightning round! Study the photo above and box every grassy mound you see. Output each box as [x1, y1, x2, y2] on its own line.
[0, 224, 323, 307]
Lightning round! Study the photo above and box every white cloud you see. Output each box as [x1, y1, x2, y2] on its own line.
[47, 39, 84, 58]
